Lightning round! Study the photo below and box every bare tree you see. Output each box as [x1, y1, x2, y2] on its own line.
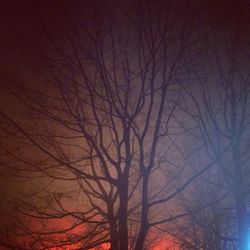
[0, 1, 203, 249]
[178, 3, 250, 248]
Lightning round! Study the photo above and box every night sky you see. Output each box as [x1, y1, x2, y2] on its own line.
[0, 0, 249, 74]
[0, 1, 249, 59]
[1, 1, 250, 249]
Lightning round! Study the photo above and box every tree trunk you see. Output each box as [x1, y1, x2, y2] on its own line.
[118, 178, 129, 250]
[108, 206, 119, 250]
[231, 94, 249, 250]
[110, 226, 119, 250]
[135, 173, 149, 250]
[236, 194, 248, 250]
[232, 143, 248, 250]
[214, 211, 221, 250]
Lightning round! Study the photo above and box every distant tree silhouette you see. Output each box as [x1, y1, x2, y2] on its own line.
[178, 3, 250, 248]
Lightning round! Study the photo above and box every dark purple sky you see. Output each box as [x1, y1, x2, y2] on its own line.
[1, 0, 249, 63]
[0, 1, 75, 75]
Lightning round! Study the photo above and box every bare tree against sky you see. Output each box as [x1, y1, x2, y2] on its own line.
[0, 2, 201, 249]
[178, 4, 250, 249]
[0, 1, 250, 250]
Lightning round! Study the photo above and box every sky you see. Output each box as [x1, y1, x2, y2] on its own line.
[0, 1, 71, 75]
[1, 0, 250, 249]
[0, 1, 78, 247]
[1, 0, 249, 63]
[0, 0, 249, 74]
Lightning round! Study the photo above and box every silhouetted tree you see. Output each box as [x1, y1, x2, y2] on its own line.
[0, 1, 202, 249]
[179, 3, 250, 248]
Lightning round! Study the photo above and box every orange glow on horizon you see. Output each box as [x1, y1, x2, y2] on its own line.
[11, 217, 179, 250]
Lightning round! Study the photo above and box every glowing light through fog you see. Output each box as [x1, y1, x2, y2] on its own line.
[248, 232, 250, 250]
